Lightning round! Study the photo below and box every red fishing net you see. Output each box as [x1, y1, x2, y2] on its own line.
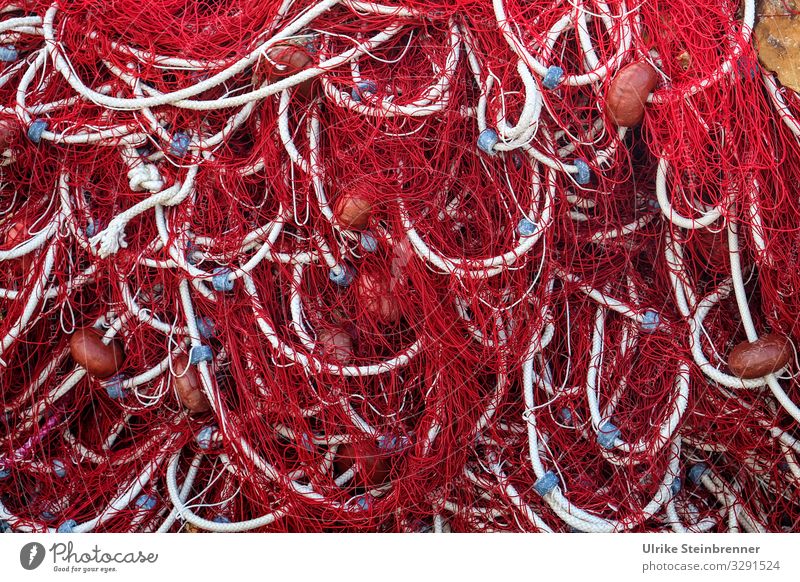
[1, 0, 799, 533]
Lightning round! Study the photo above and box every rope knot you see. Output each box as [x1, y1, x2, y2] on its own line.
[127, 164, 164, 193]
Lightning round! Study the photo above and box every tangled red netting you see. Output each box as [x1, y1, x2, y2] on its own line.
[1, 0, 799, 533]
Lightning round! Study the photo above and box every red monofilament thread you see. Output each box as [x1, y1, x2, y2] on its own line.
[1, 0, 799, 533]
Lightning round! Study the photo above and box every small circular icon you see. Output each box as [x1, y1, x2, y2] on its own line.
[20, 542, 46, 570]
